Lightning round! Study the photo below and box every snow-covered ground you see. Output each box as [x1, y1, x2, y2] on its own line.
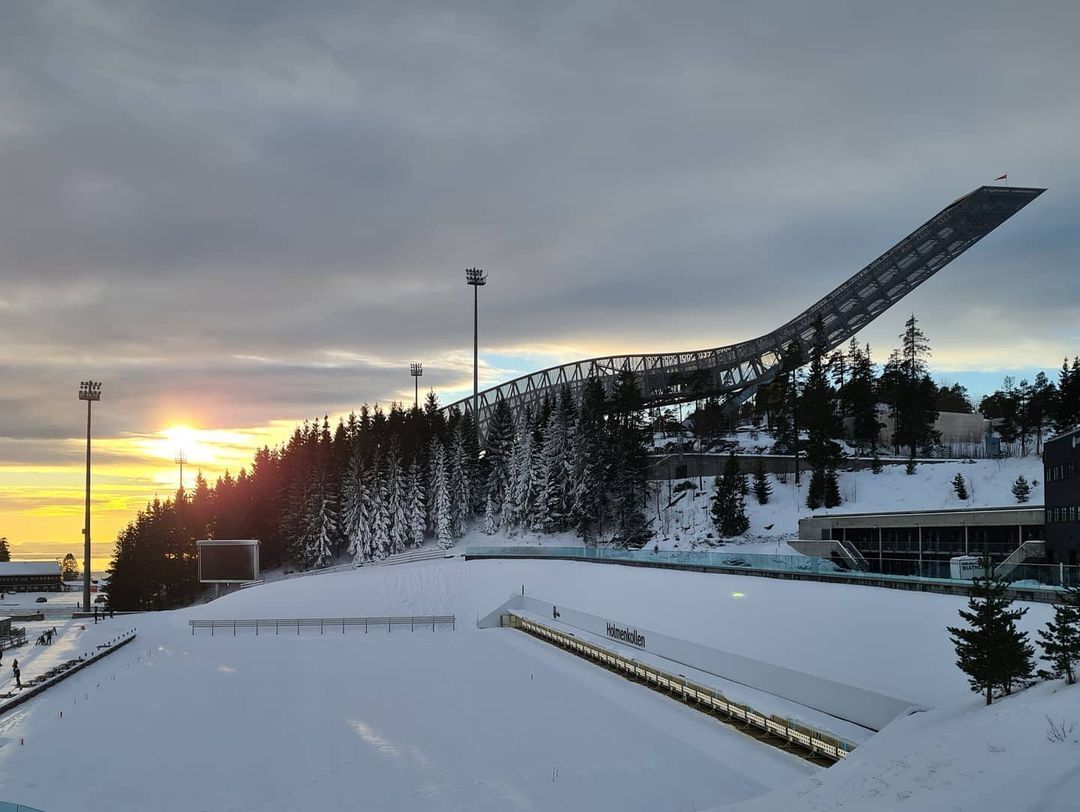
[0, 555, 1063, 811]
[655, 457, 1044, 548]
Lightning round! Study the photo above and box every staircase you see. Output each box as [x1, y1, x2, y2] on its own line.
[994, 541, 1045, 579]
[373, 547, 454, 567]
[836, 539, 870, 571]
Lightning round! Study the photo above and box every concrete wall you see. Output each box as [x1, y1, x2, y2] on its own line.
[482, 593, 918, 731]
[872, 409, 990, 446]
[649, 452, 949, 480]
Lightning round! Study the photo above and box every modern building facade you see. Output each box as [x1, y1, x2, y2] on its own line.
[798, 506, 1044, 576]
[1045, 427, 1080, 565]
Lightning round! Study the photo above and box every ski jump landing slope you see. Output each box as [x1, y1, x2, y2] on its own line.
[445, 185, 1044, 432]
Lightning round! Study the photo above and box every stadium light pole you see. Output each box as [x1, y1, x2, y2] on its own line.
[410, 362, 423, 410]
[465, 268, 487, 430]
[175, 449, 187, 495]
[78, 380, 102, 612]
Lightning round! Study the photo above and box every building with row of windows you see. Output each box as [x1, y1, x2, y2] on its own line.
[0, 562, 64, 592]
[1045, 427, 1080, 565]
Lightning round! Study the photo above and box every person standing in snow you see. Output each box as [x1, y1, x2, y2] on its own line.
[12, 659, 20, 689]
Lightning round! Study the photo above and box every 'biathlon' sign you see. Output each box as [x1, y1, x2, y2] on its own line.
[606, 622, 646, 649]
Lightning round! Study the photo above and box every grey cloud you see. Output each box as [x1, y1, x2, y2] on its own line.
[1, 0, 1078, 449]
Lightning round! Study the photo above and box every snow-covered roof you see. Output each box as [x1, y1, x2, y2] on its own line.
[0, 561, 62, 576]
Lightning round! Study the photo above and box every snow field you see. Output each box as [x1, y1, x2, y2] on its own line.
[0, 556, 1060, 811]
[0, 610, 812, 811]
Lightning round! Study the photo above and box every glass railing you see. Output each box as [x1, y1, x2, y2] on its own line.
[465, 546, 1080, 592]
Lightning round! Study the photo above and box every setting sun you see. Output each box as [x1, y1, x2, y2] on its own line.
[161, 425, 210, 464]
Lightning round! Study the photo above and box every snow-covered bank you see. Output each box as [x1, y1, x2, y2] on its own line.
[723, 680, 1080, 812]
[655, 456, 1044, 547]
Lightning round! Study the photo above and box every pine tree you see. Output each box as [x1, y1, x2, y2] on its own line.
[806, 469, 825, 510]
[370, 454, 390, 560]
[502, 415, 534, 532]
[952, 472, 969, 500]
[823, 468, 841, 508]
[609, 370, 651, 547]
[570, 378, 610, 543]
[384, 446, 410, 554]
[430, 441, 453, 549]
[482, 492, 499, 535]
[711, 454, 749, 537]
[407, 458, 426, 548]
[802, 317, 843, 477]
[752, 462, 772, 505]
[870, 447, 883, 474]
[341, 449, 366, 561]
[881, 315, 940, 457]
[948, 566, 1035, 704]
[905, 455, 917, 475]
[1036, 586, 1080, 685]
[482, 398, 516, 531]
[1011, 475, 1031, 503]
[448, 423, 472, 537]
[0, 537, 9, 562]
[306, 474, 338, 569]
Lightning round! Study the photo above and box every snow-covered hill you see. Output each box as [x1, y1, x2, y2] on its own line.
[655, 456, 1044, 550]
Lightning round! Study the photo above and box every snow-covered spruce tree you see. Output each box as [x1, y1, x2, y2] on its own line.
[570, 377, 609, 543]
[952, 472, 969, 500]
[369, 453, 390, 560]
[306, 472, 339, 569]
[1036, 585, 1080, 685]
[535, 408, 569, 532]
[905, 454, 917, 475]
[482, 398, 516, 532]
[1012, 475, 1031, 503]
[752, 461, 772, 505]
[482, 492, 499, 535]
[711, 453, 749, 537]
[502, 413, 534, 532]
[948, 565, 1035, 705]
[430, 440, 453, 549]
[341, 448, 366, 562]
[448, 422, 472, 537]
[407, 457, 426, 548]
[384, 445, 410, 555]
[823, 468, 841, 509]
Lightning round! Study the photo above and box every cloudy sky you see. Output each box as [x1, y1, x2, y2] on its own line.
[1, 1, 1077, 560]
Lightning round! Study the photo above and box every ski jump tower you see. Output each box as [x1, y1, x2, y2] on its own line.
[444, 185, 1044, 433]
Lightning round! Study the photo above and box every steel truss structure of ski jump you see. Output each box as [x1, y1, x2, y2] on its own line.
[445, 185, 1044, 432]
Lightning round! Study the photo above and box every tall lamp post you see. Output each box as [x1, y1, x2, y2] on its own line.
[410, 362, 423, 410]
[465, 268, 487, 427]
[78, 380, 102, 612]
[175, 449, 187, 495]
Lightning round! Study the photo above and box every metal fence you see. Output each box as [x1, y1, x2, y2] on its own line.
[189, 616, 456, 636]
[509, 612, 854, 763]
[465, 546, 1080, 598]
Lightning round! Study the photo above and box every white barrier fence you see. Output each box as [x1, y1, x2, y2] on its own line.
[509, 613, 854, 763]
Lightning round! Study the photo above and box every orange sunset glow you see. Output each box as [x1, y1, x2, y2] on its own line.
[0, 420, 300, 571]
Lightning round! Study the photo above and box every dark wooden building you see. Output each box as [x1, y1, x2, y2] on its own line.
[1046, 427, 1080, 565]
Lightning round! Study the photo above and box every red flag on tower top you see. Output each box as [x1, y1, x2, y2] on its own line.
[995, 173, 1008, 181]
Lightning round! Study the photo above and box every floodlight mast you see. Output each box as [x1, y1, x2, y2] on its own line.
[174, 450, 187, 495]
[77, 380, 101, 612]
[410, 362, 423, 409]
[465, 268, 487, 432]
